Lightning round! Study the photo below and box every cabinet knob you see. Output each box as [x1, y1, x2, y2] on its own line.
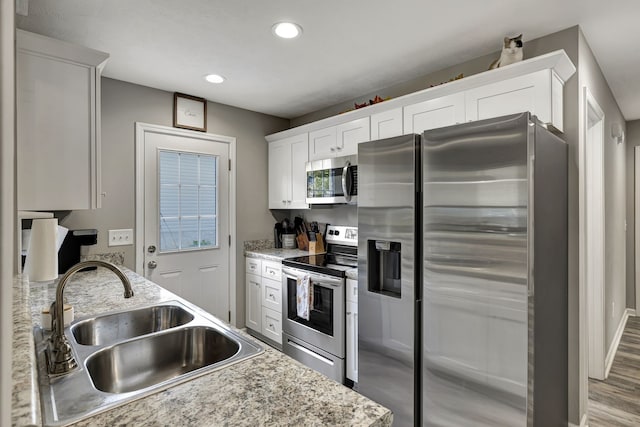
[330, 147, 336, 152]
[336, 146, 342, 151]
[282, 200, 286, 204]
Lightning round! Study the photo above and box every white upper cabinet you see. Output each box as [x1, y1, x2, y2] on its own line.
[309, 117, 370, 160]
[267, 51, 576, 200]
[268, 133, 309, 209]
[403, 93, 465, 134]
[309, 126, 337, 160]
[336, 117, 370, 156]
[371, 108, 403, 140]
[16, 30, 109, 211]
[465, 69, 565, 132]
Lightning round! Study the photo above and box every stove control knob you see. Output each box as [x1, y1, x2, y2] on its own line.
[335, 230, 340, 236]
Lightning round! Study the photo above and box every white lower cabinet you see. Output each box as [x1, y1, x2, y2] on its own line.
[262, 307, 283, 343]
[346, 278, 358, 382]
[245, 273, 262, 331]
[245, 257, 283, 346]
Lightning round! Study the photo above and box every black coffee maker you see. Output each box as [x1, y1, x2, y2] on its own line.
[58, 229, 98, 273]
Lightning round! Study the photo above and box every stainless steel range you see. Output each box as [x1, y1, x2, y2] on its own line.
[281, 225, 357, 383]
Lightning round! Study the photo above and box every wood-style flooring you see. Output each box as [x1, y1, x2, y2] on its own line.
[589, 316, 640, 426]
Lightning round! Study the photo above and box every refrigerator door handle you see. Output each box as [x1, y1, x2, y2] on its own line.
[342, 160, 352, 202]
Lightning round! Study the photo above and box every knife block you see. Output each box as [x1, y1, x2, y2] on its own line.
[296, 233, 309, 251]
[309, 233, 325, 254]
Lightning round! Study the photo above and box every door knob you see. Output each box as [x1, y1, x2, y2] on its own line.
[147, 245, 156, 254]
[148, 260, 157, 269]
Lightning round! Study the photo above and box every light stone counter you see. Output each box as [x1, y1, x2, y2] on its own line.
[245, 248, 310, 262]
[12, 267, 392, 426]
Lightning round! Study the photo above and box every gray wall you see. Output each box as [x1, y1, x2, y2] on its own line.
[0, 0, 15, 423]
[578, 30, 628, 358]
[626, 120, 640, 310]
[292, 26, 584, 424]
[61, 77, 289, 327]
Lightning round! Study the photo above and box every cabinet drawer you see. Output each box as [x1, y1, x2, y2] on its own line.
[262, 277, 282, 313]
[262, 260, 282, 280]
[246, 257, 262, 275]
[261, 307, 282, 344]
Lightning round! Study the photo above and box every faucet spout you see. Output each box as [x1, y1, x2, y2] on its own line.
[48, 260, 134, 375]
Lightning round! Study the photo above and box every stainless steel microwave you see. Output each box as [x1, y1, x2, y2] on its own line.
[306, 154, 357, 205]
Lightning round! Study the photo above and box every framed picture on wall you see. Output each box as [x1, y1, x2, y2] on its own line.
[173, 92, 207, 132]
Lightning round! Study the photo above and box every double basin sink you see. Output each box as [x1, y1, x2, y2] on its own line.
[34, 300, 263, 426]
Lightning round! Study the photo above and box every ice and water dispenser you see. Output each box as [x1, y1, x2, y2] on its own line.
[367, 240, 402, 298]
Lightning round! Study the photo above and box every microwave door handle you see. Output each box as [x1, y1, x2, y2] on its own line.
[342, 160, 351, 202]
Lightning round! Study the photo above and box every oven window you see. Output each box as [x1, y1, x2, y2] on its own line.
[287, 277, 334, 336]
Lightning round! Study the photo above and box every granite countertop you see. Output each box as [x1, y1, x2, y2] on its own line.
[245, 248, 310, 262]
[12, 267, 391, 426]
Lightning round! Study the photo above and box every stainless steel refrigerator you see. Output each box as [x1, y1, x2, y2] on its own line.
[356, 113, 568, 426]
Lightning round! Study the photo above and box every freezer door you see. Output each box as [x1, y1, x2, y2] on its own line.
[421, 113, 530, 426]
[357, 134, 418, 427]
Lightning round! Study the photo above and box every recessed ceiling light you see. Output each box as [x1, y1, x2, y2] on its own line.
[205, 74, 225, 84]
[272, 22, 302, 39]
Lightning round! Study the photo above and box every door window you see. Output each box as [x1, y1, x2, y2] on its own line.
[158, 150, 218, 252]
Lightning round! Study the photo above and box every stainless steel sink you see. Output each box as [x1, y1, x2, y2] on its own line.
[71, 304, 194, 346]
[87, 326, 239, 393]
[33, 300, 263, 426]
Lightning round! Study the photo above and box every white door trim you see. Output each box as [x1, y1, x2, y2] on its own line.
[134, 122, 237, 324]
[580, 86, 606, 381]
[635, 146, 640, 313]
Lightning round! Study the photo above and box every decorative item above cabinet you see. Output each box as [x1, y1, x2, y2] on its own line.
[16, 30, 109, 211]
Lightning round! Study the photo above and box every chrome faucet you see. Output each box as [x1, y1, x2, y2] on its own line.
[47, 260, 134, 375]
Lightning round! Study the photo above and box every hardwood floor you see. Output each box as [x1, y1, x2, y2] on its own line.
[589, 316, 640, 426]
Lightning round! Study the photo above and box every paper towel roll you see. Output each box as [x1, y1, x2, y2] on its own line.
[24, 218, 59, 282]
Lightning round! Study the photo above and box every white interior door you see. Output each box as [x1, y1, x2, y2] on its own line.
[584, 87, 606, 380]
[138, 124, 231, 322]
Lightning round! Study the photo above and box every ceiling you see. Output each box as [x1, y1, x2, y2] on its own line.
[16, 0, 640, 121]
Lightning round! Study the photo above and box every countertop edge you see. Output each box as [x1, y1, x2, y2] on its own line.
[12, 274, 42, 426]
[244, 248, 310, 261]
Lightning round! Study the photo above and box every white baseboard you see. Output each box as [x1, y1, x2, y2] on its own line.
[568, 413, 588, 427]
[604, 308, 633, 378]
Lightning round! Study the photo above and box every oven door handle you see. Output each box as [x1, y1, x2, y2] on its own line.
[342, 160, 352, 203]
[283, 270, 344, 288]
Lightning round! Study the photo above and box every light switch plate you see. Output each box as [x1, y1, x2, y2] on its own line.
[108, 229, 133, 247]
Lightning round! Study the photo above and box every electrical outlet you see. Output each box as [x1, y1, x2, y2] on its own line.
[108, 229, 133, 247]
